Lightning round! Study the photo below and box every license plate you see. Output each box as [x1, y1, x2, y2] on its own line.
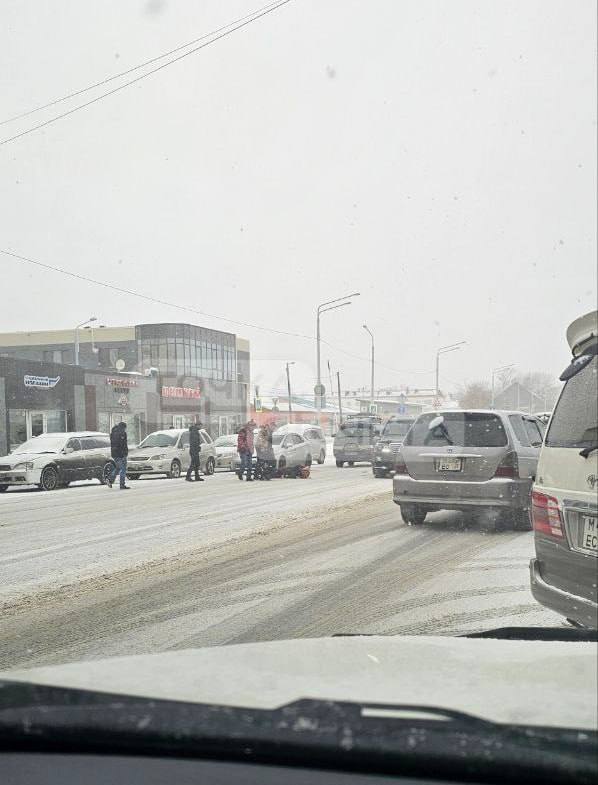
[436, 458, 462, 472]
[581, 516, 598, 553]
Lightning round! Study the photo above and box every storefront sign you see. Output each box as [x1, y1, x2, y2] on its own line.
[106, 377, 138, 388]
[24, 374, 61, 389]
[161, 386, 201, 399]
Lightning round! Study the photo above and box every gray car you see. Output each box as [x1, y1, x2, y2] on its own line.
[393, 409, 545, 529]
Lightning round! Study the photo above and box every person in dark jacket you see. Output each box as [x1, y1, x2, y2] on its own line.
[186, 422, 204, 482]
[236, 420, 255, 481]
[108, 421, 129, 489]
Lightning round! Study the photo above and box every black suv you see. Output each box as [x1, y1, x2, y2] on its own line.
[333, 416, 382, 467]
[372, 415, 416, 477]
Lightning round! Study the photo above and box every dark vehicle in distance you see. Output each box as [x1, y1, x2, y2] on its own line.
[372, 415, 416, 477]
[530, 310, 598, 629]
[333, 415, 382, 467]
[393, 410, 545, 528]
[0, 432, 113, 492]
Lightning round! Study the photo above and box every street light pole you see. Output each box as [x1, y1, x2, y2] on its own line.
[435, 341, 466, 405]
[491, 364, 516, 409]
[74, 316, 97, 366]
[285, 362, 295, 424]
[315, 293, 360, 422]
[363, 324, 374, 413]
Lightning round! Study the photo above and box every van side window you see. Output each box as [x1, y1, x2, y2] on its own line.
[509, 415, 530, 446]
[523, 418, 544, 448]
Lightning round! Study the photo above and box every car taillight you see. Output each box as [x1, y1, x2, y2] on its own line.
[394, 457, 408, 474]
[532, 491, 565, 539]
[494, 451, 519, 478]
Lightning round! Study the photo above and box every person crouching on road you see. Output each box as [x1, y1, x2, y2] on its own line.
[108, 421, 130, 489]
[186, 422, 204, 482]
[237, 420, 255, 481]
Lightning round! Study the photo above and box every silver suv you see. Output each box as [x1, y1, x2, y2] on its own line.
[127, 428, 216, 480]
[393, 410, 545, 530]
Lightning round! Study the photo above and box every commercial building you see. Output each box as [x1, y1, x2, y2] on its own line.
[0, 323, 250, 451]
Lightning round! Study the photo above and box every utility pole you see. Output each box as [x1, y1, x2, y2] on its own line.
[363, 324, 374, 412]
[285, 362, 295, 424]
[337, 370, 343, 429]
[435, 341, 466, 405]
[315, 293, 360, 422]
[74, 316, 97, 366]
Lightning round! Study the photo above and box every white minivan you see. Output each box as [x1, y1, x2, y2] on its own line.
[530, 310, 597, 629]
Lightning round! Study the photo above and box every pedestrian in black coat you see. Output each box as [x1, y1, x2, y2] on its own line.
[186, 422, 204, 482]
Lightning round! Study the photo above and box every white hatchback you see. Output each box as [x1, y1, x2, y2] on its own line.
[127, 428, 216, 480]
[274, 423, 327, 464]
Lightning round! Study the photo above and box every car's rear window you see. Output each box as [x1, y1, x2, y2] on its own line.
[404, 412, 508, 447]
[382, 420, 413, 439]
[336, 422, 379, 440]
[546, 353, 598, 448]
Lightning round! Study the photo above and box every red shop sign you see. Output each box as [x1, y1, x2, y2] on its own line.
[161, 386, 201, 399]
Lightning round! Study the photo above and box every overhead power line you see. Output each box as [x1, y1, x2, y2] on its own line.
[0, 0, 293, 146]
[0, 0, 285, 128]
[0, 247, 434, 377]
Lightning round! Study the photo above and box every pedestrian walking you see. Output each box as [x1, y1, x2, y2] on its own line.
[237, 420, 255, 481]
[108, 421, 130, 489]
[186, 422, 204, 482]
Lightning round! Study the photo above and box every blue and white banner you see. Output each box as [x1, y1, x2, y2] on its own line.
[24, 374, 61, 389]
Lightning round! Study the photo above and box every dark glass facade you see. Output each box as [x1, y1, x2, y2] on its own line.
[136, 324, 236, 382]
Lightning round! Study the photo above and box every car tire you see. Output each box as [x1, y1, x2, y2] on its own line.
[373, 468, 386, 478]
[168, 460, 182, 479]
[348, 461, 355, 467]
[40, 466, 59, 491]
[512, 507, 533, 531]
[128, 473, 140, 481]
[0, 484, 8, 493]
[335, 459, 344, 468]
[400, 503, 427, 526]
[205, 457, 216, 476]
[317, 450, 326, 465]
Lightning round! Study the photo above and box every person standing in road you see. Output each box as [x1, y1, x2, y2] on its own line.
[186, 422, 204, 482]
[237, 420, 255, 481]
[108, 421, 130, 489]
[255, 421, 276, 480]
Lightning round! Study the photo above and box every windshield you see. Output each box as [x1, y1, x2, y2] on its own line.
[405, 412, 508, 447]
[546, 354, 597, 448]
[137, 433, 178, 448]
[381, 420, 413, 440]
[0, 0, 596, 754]
[11, 436, 65, 454]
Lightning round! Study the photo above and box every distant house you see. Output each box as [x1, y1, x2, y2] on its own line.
[494, 382, 545, 412]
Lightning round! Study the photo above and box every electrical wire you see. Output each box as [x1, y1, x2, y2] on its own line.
[0, 0, 293, 146]
[1, 246, 435, 378]
[0, 0, 285, 127]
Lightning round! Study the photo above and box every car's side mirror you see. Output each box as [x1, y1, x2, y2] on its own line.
[63, 447, 74, 454]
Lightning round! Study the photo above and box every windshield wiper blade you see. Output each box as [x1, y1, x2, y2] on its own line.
[579, 443, 598, 458]
[0, 684, 596, 783]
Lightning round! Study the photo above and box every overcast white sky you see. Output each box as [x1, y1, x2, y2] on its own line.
[1, 0, 596, 398]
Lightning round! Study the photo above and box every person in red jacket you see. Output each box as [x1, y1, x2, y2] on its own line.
[237, 420, 256, 481]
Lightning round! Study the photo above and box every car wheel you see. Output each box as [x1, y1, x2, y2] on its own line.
[373, 468, 386, 478]
[168, 460, 182, 479]
[0, 484, 8, 493]
[400, 503, 427, 526]
[40, 466, 59, 491]
[512, 507, 533, 531]
[128, 473, 140, 481]
[317, 450, 326, 465]
[348, 461, 355, 467]
[205, 457, 216, 476]
[335, 459, 344, 468]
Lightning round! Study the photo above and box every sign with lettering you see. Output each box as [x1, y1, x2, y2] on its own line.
[106, 377, 138, 388]
[24, 374, 61, 389]
[161, 386, 201, 399]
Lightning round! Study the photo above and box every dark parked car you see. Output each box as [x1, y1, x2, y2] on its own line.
[0, 432, 113, 492]
[530, 310, 598, 629]
[333, 416, 382, 467]
[393, 410, 545, 529]
[372, 415, 416, 477]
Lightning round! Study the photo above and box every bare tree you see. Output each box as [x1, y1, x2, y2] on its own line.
[457, 381, 492, 409]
